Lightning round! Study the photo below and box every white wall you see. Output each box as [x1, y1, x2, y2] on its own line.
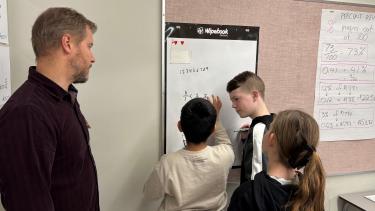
[326, 172, 375, 211]
[2, 0, 375, 211]
[5, 0, 161, 211]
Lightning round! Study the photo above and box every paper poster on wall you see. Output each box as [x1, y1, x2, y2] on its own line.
[163, 22, 259, 166]
[0, 0, 8, 44]
[0, 46, 11, 107]
[314, 9, 375, 141]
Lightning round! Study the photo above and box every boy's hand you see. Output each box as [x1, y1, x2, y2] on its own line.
[239, 124, 250, 141]
[210, 95, 222, 114]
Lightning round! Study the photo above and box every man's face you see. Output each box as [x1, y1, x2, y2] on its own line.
[71, 26, 95, 83]
[229, 86, 256, 118]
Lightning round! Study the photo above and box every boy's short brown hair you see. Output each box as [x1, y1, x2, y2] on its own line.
[226, 71, 265, 98]
[31, 7, 97, 58]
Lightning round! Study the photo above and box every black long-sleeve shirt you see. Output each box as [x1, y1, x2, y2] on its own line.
[0, 66, 99, 211]
[241, 114, 274, 183]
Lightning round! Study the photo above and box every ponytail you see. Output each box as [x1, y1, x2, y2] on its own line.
[288, 152, 325, 211]
[270, 110, 326, 211]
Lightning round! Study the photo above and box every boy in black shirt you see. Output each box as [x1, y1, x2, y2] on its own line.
[227, 71, 274, 183]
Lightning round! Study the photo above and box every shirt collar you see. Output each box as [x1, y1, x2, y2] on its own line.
[28, 66, 78, 104]
[269, 175, 299, 185]
[250, 113, 275, 128]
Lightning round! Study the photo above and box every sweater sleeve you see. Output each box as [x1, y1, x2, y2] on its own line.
[143, 156, 168, 200]
[214, 121, 231, 146]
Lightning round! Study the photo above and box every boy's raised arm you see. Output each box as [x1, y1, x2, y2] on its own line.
[210, 95, 231, 146]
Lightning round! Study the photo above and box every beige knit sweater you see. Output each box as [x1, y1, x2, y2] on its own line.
[143, 122, 235, 211]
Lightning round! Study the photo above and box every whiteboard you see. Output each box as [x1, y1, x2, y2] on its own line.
[163, 22, 259, 166]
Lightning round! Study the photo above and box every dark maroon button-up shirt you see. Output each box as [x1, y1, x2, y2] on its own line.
[0, 66, 99, 211]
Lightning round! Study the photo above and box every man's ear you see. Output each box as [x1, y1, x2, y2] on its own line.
[177, 121, 182, 132]
[61, 34, 74, 54]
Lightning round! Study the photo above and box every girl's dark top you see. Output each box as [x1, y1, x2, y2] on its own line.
[228, 171, 297, 211]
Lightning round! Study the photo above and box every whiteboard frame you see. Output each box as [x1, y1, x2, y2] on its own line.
[162, 21, 260, 166]
[161, 0, 166, 156]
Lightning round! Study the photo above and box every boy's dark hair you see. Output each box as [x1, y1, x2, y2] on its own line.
[180, 98, 217, 144]
[226, 71, 265, 98]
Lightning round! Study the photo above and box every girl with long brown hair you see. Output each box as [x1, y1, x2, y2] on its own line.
[228, 110, 325, 211]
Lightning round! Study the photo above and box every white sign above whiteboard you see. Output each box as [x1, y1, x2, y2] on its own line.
[164, 22, 259, 166]
[314, 9, 375, 141]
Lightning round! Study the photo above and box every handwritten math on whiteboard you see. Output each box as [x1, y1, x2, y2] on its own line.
[314, 9, 375, 141]
[163, 22, 259, 166]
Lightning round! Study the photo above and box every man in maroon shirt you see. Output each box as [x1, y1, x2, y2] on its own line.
[0, 7, 99, 210]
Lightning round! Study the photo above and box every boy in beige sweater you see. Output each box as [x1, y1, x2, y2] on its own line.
[144, 96, 234, 211]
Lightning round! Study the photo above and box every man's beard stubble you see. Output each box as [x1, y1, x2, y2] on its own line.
[70, 54, 90, 84]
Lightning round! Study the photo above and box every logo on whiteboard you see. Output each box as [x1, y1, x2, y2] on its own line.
[197, 27, 228, 37]
[197, 27, 204, 35]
